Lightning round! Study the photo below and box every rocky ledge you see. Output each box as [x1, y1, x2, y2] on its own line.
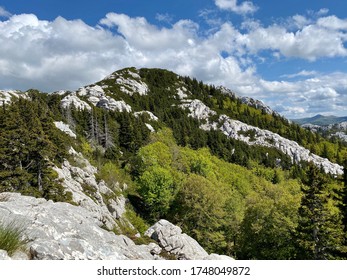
[0, 193, 232, 260]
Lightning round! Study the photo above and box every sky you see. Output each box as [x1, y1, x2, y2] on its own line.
[0, 0, 347, 119]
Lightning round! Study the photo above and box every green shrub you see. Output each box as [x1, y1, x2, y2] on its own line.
[0, 221, 27, 256]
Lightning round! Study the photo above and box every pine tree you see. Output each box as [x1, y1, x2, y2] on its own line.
[296, 164, 346, 259]
[342, 159, 347, 231]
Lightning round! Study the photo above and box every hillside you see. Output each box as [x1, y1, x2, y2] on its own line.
[0, 67, 347, 260]
[292, 114, 347, 126]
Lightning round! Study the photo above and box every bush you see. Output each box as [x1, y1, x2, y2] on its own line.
[0, 221, 27, 256]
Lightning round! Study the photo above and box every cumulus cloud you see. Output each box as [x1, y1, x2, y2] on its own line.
[0, 12, 347, 118]
[0, 14, 129, 91]
[259, 73, 347, 118]
[238, 16, 347, 61]
[214, 0, 258, 15]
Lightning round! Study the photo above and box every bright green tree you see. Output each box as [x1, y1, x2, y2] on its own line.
[172, 174, 228, 253]
[137, 166, 175, 219]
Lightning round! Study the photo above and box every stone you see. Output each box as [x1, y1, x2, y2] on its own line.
[145, 219, 209, 260]
[0, 250, 11, 260]
[54, 121, 77, 138]
[0, 90, 28, 105]
[204, 253, 234, 260]
[0, 193, 157, 260]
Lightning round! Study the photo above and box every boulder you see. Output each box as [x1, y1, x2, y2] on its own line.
[145, 219, 233, 260]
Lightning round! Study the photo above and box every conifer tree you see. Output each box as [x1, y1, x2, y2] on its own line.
[296, 164, 346, 259]
[342, 159, 347, 231]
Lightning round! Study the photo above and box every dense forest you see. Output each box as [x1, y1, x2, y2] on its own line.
[1, 68, 347, 259]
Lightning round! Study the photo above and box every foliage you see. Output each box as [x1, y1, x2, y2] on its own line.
[295, 164, 347, 259]
[131, 128, 309, 258]
[0, 220, 27, 256]
[0, 95, 72, 202]
[236, 181, 301, 259]
[137, 166, 175, 219]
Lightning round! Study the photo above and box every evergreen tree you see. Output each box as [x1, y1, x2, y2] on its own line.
[296, 164, 346, 259]
[342, 159, 347, 231]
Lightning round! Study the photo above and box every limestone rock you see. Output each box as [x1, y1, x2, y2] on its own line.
[180, 99, 217, 120]
[54, 121, 76, 138]
[53, 148, 126, 230]
[204, 253, 234, 260]
[182, 98, 343, 175]
[0, 90, 28, 105]
[0, 250, 11, 260]
[0, 193, 157, 260]
[145, 219, 233, 260]
[60, 92, 91, 111]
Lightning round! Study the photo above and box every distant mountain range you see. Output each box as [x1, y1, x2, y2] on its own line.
[292, 114, 347, 126]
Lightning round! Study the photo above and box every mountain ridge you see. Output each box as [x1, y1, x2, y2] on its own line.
[292, 114, 347, 126]
[0, 67, 344, 175]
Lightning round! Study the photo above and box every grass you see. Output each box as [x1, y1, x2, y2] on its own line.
[0, 221, 27, 256]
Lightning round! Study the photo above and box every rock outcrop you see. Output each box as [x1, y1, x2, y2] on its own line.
[0, 90, 28, 105]
[145, 220, 233, 260]
[0, 193, 160, 260]
[0, 194, 232, 260]
[53, 147, 126, 230]
[181, 98, 343, 175]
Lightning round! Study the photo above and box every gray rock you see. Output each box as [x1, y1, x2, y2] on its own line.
[145, 219, 209, 260]
[10, 251, 30, 260]
[0, 193, 156, 260]
[204, 253, 234, 260]
[0, 250, 11, 260]
[181, 97, 343, 175]
[53, 148, 128, 230]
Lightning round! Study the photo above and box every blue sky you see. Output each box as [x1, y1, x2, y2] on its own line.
[1, 0, 347, 118]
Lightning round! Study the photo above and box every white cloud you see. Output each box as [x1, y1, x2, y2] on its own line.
[317, 15, 347, 30]
[99, 13, 199, 51]
[155, 13, 173, 24]
[281, 70, 318, 79]
[259, 74, 347, 118]
[317, 8, 329, 16]
[0, 6, 11, 18]
[214, 0, 258, 15]
[238, 16, 347, 61]
[0, 12, 347, 119]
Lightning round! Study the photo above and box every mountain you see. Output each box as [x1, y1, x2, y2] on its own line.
[292, 114, 347, 143]
[0, 67, 346, 260]
[292, 114, 347, 126]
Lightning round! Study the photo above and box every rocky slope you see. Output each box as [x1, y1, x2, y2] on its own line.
[0, 192, 232, 260]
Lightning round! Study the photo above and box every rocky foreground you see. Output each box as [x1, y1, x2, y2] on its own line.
[0, 193, 232, 260]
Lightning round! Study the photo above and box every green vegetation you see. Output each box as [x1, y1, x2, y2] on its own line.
[0, 221, 27, 256]
[1, 68, 347, 260]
